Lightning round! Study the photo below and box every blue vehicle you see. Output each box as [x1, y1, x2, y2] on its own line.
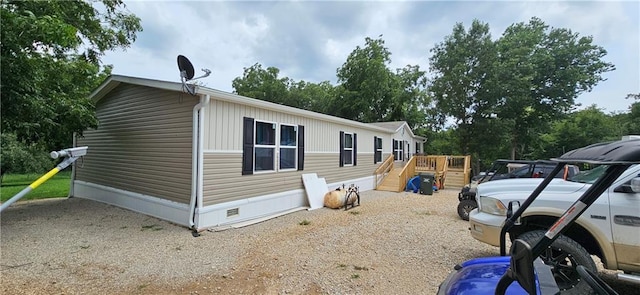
[439, 139, 640, 295]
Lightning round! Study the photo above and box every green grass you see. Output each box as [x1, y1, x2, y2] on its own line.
[298, 219, 311, 225]
[0, 171, 72, 202]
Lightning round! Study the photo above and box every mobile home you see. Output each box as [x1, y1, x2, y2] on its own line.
[72, 75, 426, 230]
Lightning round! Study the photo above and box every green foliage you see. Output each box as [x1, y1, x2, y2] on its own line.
[288, 80, 336, 113]
[429, 20, 499, 156]
[231, 20, 626, 166]
[530, 105, 623, 159]
[495, 17, 614, 159]
[624, 94, 640, 134]
[232, 63, 338, 114]
[0, 171, 71, 201]
[1, 133, 53, 176]
[298, 220, 311, 226]
[1, 0, 142, 151]
[428, 17, 615, 160]
[333, 37, 397, 123]
[232, 63, 291, 105]
[392, 65, 430, 129]
[232, 37, 431, 130]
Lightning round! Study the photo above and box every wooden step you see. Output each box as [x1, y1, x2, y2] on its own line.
[377, 185, 401, 192]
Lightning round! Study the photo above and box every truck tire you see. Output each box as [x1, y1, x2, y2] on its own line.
[457, 200, 477, 221]
[516, 230, 597, 295]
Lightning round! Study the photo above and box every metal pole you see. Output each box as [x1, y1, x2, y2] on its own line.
[0, 156, 79, 212]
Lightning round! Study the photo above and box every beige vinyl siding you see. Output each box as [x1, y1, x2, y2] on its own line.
[203, 99, 389, 153]
[75, 84, 198, 204]
[202, 153, 377, 206]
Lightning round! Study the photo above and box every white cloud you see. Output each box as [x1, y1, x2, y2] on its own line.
[101, 0, 639, 112]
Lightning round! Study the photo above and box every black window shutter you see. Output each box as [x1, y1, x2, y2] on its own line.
[339, 131, 344, 167]
[374, 136, 378, 164]
[353, 133, 357, 166]
[297, 125, 304, 171]
[392, 139, 394, 161]
[242, 117, 254, 175]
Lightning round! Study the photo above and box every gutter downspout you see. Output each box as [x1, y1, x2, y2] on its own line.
[69, 132, 77, 198]
[189, 93, 210, 230]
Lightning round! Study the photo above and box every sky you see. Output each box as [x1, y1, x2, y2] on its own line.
[101, 1, 640, 114]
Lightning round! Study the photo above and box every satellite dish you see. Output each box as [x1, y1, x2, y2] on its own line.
[176, 55, 211, 95]
[177, 55, 195, 81]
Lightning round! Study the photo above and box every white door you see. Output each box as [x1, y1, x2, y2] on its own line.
[608, 168, 640, 269]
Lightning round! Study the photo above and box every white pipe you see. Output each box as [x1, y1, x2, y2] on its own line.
[189, 94, 210, 229]
[69, 132, 77, 197]
[197, 95, 207, 223]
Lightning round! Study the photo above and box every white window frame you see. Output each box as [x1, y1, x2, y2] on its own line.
[253, 120, 299, 174]
[279, 123, 298, 172]
[343, 132, 354, 166]
[254, 120, 277, 173]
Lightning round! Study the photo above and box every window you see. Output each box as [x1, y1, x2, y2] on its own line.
[242, 117, 305, 175]
[344, 133, 353, 165]
[393, 139, 404, 161]
[279, 124, 297, 170]
[374, 136, 383, 163]
[255, 121, 276, 171]
[339, 131, 357, 167]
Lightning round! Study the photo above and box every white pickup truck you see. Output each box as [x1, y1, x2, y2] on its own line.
[469, 164, 640, 294]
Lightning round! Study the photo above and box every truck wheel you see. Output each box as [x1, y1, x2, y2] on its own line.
[516, 230, 597, 295]
[457, 200, 477, 221]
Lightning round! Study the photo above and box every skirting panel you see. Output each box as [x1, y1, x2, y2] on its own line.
[73, 175, 375, 231]
[73, 181, 191, 227]
[196, 175, 375, 230]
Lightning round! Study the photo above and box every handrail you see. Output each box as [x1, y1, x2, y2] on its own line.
[375, 154, 473, 190]
[397, 156, 416, 191]
[374, 154, 394, 189]
[375, 154, 394, 174]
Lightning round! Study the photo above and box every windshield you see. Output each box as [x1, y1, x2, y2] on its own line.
[568, 165, 608, 184]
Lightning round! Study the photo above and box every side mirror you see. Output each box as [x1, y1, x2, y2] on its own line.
[507, 200, 522, 225]
[631, 177, 640, 193]
[614, 177, 640, 193]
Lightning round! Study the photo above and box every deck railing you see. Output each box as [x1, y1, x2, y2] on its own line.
[374, 154, 394, 189]
[397, 156, 417, 192]
[374, 154, 472, 191]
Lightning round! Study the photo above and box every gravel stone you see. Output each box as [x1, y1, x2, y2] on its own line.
[1, 189, 636, 294]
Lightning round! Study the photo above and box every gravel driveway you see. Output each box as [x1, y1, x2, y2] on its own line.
[1, 189, 636, 294]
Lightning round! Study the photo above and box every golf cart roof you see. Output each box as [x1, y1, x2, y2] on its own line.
[552, 139, 640, 164]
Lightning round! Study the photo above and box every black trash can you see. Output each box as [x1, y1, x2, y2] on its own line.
[419, 172, 435, 195]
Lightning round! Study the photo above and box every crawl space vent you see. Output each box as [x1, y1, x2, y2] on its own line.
[226, 208, 239, 217]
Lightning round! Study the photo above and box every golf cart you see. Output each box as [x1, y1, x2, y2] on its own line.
[439, 139, 640, 295]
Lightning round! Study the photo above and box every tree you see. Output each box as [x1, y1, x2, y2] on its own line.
[391, 65, 430, 129]
[333, 37, 398, 122]
[1, 0, 142, 153]
[232, 63, 292, 106]
[495, 17, 615, 159]
[288, 80, 336, 113]
[0, 133, 53, 179]
[623, 93, 640, 135]
[428, 20, 499, 156]
[532, 105, 622, 160]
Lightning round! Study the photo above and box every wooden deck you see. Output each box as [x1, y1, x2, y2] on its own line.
[374, 155, 471, 192]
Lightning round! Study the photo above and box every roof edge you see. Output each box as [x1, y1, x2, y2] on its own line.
[90, 75, 195, 103]
[90, 75, 394, 134]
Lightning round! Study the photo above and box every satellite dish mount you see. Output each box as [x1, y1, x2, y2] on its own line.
[177, 55, 211, 95]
